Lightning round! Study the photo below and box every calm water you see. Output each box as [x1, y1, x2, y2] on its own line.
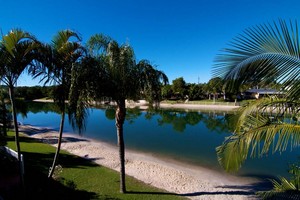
[17, 102, 300, 178]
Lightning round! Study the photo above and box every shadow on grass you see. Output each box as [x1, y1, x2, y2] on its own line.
[22, 169, 99, 200]
[2, 134, 118, 200]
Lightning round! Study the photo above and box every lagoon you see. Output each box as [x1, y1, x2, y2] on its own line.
[17, 102, 300, 178]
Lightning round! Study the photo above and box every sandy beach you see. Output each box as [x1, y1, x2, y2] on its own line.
[19, 118, 267, 200]
[33, 99, 241, 111]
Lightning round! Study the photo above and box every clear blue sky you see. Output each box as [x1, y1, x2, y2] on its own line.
[1, 0, 300, 86]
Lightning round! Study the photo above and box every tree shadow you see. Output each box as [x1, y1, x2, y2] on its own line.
[18, 125, 90, 145]
[180, 179, 273, 198]
[126, 190, 177, 196]
[1, 143, 114, 199]
[18, 125, 53, 136]
[125, 190, 183, 199]
[0, 150, 101, 200]
[0, 136, 7, 146]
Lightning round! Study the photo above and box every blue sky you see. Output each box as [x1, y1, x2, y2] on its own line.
[1, 0, 300, 86]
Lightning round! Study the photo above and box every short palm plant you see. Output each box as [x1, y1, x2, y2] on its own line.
[214, 19, 300, 198]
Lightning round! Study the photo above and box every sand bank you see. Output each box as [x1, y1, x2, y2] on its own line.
[33, 99, 240, 111]
[19, 125, 266, 200]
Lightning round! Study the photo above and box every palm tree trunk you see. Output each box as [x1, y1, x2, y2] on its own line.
[1, 98, 7, 136]
[8, 85, 24, 188]
[48, 111, 65, 178]
[116, 99, 126, 193]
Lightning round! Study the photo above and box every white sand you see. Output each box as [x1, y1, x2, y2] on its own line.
[19, 124, 264, 200]
[33, 99, 240, 111]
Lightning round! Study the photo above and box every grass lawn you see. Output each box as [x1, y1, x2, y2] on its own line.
[1, 131, 186, 200]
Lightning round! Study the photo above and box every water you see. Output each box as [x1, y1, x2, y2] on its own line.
[17, 102, 300, 178]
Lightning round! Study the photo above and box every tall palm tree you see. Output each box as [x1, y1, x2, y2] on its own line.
[0, 29, 40, 186]
[87, 34, 168, 193]
[34, 30, 85, 178]
[214, 19, 300, 197]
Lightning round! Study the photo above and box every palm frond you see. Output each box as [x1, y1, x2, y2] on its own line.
[258, 162, 300, 199]
[87, 34, 112, 57]
[52, 30, 81, 51]
[217, 120, 300, 172]
[214, 19, 300, 101]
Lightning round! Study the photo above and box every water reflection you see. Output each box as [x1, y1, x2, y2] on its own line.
[23, 102, 235, 134]
[18, 102, 300, 178]
[146, 109, 235, 133]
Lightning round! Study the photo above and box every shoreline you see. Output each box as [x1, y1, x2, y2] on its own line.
[19, 125, 267, 200]
[33, 99, 240, 111]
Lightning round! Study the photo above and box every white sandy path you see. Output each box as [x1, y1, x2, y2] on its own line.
[19, 125, 263, 200]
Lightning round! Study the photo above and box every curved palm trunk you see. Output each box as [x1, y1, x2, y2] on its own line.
[48, 111, 65, 178]
[8, 85, 24, 188]
[116, 99, 126, 193]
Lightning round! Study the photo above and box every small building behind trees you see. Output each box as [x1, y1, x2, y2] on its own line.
[243, 88, 283, 99]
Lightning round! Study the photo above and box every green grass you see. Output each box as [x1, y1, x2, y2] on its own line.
[2, 132, 186, 200]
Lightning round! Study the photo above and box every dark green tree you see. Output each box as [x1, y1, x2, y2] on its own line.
[161, 84, 173, 99]
[187, 83, 205, 100]
[172, 77, 186, 99]
[207, 77, 224, 101]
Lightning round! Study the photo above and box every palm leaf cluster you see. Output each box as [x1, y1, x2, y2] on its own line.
[214, 19, 300, 100]
[258, 162, 300, 199]
[85, 34, 168, 104]
[214, 19, 300, 198]
[0, 30, 40, 86]
[216, 97, 300, 172]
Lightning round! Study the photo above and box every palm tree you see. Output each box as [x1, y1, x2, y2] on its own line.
[34, 30, 85, 178]
[87, 34, 168, 193]
[0, 29, 40, 186]
[214, 19, 300, 197]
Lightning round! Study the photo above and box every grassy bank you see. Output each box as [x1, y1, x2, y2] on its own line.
[2, 131, 186, 200]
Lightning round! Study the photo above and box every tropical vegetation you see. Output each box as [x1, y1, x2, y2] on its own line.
[214, 19, 300, 198]
[72, 34, 169, 193]
[0, 29, 170, 196]
[0, 29, 41, 187]
[33, 30, 85, 178]
[3, 19, 300, 199]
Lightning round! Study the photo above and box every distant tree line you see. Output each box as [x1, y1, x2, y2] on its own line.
[14, 86, 54, 100]
[4, 74, 281, 103]
[162, 76, 281, 101]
